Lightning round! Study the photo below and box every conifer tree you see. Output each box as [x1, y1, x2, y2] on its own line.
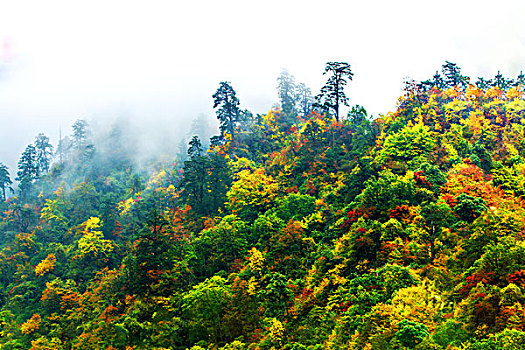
[296, 82, 313, 118]
[277, 69, 297, 117]
[476, 77, 492, 90]
[441, 61, 468, 89]
[16, 144, 38, 197]
[0, 162, 12, 201]
[314, 62, 353, 122]
[492, 70, 514, 90]
[189, 113, 213, 149]
[72, 119, 89, 149]
[213, 82, 242, 142]
[34, 133, 54, 176]
[515, 71, 525, 87]
[71, 119, 95, 165]
[188, 136, 204, 159]
[180, 136, 208, 215]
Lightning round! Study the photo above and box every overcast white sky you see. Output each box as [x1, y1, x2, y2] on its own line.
[0, 0, 524, 172]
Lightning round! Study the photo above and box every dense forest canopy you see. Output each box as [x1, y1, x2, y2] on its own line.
[1, 62, 525, 349]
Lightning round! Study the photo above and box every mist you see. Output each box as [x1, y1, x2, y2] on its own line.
[1, 0, 525, 176]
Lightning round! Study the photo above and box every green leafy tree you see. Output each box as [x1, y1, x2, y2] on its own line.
[314, 62, 354, 122]
[454, 194, 488, 223]
[476, 76, 492, 90]
[418, 200, 455, 262]
[355, 170, 415, 217]
[393, 319, 429, 349]
[40, 196, 70, 239]
[72, 119, 89, 149]
[471, 141, 492, 172]
[206, 151, 232, 214]
[182, 275, 231, 345]
[432, 320, 470, 349]
[188, 135, 204, 158]
[421, 70, 446, 90]
[194, 214, 248, 276]
[258, 272, 294, 318]
[180, 137, 208, 215]
[346, 105, 376, 159]
[416, 163, 447, 194]
[515, 71, 525, 87]
[56, 134, 72, 164]
[377, 122, 435, 165]
[274, 193, 316, 222]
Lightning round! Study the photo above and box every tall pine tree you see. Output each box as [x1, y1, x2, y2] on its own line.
[0, 162, 12, 201]
[16, 144, 38, 198]
[213, 82, 242, 142]
[314, 62, 354, 122]
[34, 133, 54, 176]
[277, 69, 297, 118]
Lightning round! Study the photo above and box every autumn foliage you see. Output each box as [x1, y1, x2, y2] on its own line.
[1, 64, 525, 349]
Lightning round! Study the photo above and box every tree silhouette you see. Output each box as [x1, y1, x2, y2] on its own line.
[16, 144, 38, 198]
[314, 62, 353, 122]
[34, 133, 54, 176]
[213, 82, 242, 142]
[277, 69, 297, 117]
[0, 162, 12, 201]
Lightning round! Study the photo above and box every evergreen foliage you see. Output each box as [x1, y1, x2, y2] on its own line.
[314, 61, 353, 121]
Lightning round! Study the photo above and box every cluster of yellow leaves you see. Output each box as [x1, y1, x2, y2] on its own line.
[30, 336, 63, 350]
[327, 263, 348, 286]
[245, 276, 258, 296]
[118, 197, 134, 216]
[77, 217, 114, 262]
[20, 313, 41, 335]
[35, 254, 56, 277]
[148, 169, 167, 189]
[83, 216, 101, 232]
[247, 247, 264, 271]
[230, 157, 257, 173]
[40, 198, 68, 229]
[268, 318, 284, 344]
[383, 279, 444, 332]
[227, 168, 279, 213]
[15, 232, 36, 252]
[259, 109, 287, 141]
[41, 278, 80, 311]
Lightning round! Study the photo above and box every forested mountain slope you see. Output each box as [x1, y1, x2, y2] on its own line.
[1, 64, 525, 349]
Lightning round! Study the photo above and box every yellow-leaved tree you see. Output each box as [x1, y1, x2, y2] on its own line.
[35, 254, 56, 277]
[227, 168, 279, 220]
[75, 217, 115, 267]
[20, 313, 41, 335]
